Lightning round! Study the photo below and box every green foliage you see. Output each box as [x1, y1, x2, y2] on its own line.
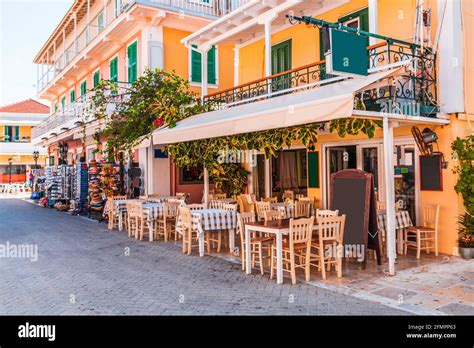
[329, 118, 382, 138]
[452, 135, 474, 247]
[89, 68, 211, 159]
[451, 135, 474, 214]
[210, 163, 249, 198]
[457, 213, 474, 248]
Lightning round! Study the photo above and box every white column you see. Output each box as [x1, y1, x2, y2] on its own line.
[383, 117, 397, 275]
[87, 0, 91, 44]
[233, 45, 239, 86]
[368, 0, 378, 45]
[147, 136, 154, 194]
[200, 46, 210, 101]
[264, 158, 271, 198]
[103, 0, 108, 26]
[264, 20, 272, 78]
[203, 167, 210, 208]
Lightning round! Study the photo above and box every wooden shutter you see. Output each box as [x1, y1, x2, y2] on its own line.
[110, 57, 118, 83]
[54, 102, 58, 113]
[191, 45, 202, 83]
[338, 8, 369, 45]
[81, 81, 87, 96]
[271, 40, 291, 74]
[308, 151, 320, 188]
[70, 89, 75, 103]
[14, 126, 20, 141]
[207, 46, 216, 84]
[61, 96, 65, 110]
[127, 42, 138, 83]
[93, 70, 100, 87]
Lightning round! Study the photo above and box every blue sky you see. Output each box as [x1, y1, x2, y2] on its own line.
[0, 0, 73, 107]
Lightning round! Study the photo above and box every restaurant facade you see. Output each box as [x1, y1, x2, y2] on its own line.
[31, 0, 473, 276]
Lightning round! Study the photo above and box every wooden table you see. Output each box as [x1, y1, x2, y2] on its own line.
[244, 218, 319, 285]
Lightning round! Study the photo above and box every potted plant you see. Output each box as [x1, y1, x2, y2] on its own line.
[458, 213, 474, 259]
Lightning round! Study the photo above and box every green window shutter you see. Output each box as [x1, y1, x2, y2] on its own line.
[61, 96, 66, 110]
[190, 45, 216, 84]
[338, 8, 369, 44]
[14, 126, 20, 141]
[110, 57, 118, 82]
[127, 42, 138, 83]
[70, 89, 75, 103]
[308, 151, 319, 188]
[207, 46, 216, 85]
[93, 70, 100, 87]
[98, 13, 104, 33]
[319, 29, 325, 61]
[80, 81, 87, 97]
[191, 45, 202, 83]
[271, 40, 291, 74]
[54, 102, 58, 113]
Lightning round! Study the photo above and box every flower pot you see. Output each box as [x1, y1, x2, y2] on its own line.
[459, 247, 474, 259]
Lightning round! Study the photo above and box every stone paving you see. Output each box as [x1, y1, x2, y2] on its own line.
[0, 198, 406, 315]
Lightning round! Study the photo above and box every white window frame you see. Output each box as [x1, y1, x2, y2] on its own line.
[188, 45, 219, 89]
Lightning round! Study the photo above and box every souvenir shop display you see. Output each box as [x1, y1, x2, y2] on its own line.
[88, 159, 105, 220]
[30, 169, 46, 200]
[45, 166, 61, 202]
[72, 162, 89, 215]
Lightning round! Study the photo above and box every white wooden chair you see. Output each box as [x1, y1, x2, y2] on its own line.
[404, 204, 440, 259]
[255, 201, 271, 221]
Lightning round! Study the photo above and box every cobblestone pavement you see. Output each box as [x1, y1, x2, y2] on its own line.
[0, 198, 406, 315]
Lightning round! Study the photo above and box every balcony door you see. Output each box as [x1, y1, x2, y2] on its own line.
[271, 39, 292, 92]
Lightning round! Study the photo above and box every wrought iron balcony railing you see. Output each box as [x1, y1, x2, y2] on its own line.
[204, 40, 438, 117]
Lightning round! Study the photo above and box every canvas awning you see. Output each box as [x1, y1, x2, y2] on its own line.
[150, 66, 405, 146]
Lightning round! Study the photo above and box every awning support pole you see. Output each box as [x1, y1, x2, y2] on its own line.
[147, 136, 154, 194]
[383, 117, 397, 275]
[203, 167, 209, 208]
[264, 158, 271, 198]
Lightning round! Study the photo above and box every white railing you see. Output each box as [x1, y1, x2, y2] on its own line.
[36, 0, 251, 94]
[32, 83, 131, 141]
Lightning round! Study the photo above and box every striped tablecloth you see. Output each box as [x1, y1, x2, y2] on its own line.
[104, 199, 135, 216]
[271, 202, 315, 219]
[176, 209, 237, 237]
[142, 203, 164, 220]
[209, 200, 238, 209]
[147, 196, 185, 204]
[377, 210, 413, 234]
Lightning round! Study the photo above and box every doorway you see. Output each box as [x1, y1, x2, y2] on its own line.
[323, 140, 418, 224]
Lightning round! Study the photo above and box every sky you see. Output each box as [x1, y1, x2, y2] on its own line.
[0, 0, 73, 107]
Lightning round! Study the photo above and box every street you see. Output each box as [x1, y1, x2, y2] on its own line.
[0, 198, 406, 315]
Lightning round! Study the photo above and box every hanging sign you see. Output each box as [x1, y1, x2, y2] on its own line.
[326, 29, 369, 78]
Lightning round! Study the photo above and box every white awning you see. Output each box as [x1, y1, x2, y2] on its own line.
[151, 67, 404, 146]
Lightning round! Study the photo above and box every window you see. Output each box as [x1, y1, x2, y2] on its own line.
[271, 39, 292, 91]
[54, 102, 58, 113]
[80, 80, 87, 98]
[110, 57, 118, 83]
[110, 56, 118, 94]
[61, 96, 66, 110]
[70, 89, 75, 103]
[180, 165, 205, 185]
[3, 126, 20, 142]
[127, 41, 138, 83]
[98, 12, 104, 33]
[190, 45, 217, 85]
[115, 0, 122, 17]
[93, 70, 101, 87]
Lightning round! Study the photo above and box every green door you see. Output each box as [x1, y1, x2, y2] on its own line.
[271, 39, 292, 91]
[127, 41, 138, 83]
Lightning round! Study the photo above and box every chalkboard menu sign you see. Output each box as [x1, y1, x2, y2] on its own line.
[420, 154, 443, 191]
[330, 169, 382, 265]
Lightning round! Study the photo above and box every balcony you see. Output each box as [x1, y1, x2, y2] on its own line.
[204, 40, 438, 117]
[36, 0, 251, 95]
[0, 142, 46, 155]
[32, 82, 130, 142]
